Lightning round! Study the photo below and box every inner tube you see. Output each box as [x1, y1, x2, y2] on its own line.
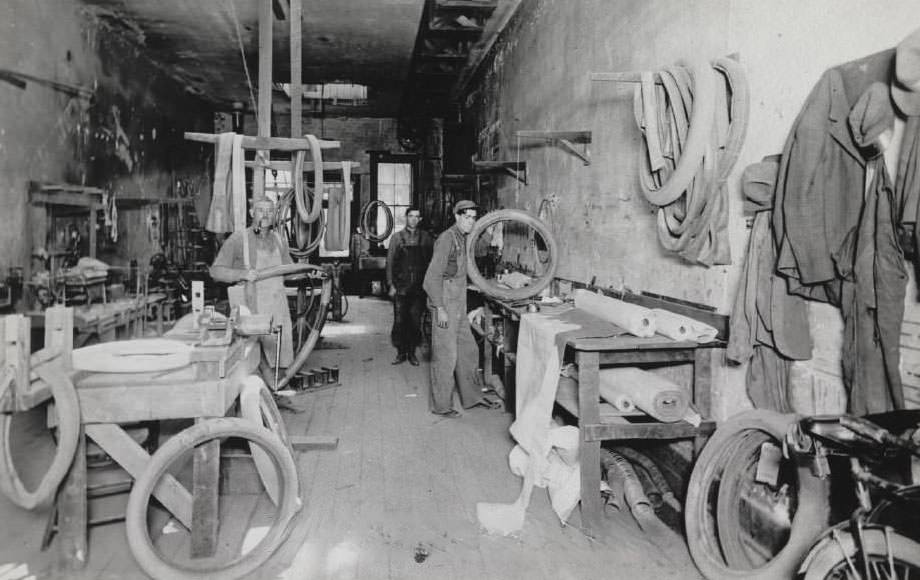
[0, 364, 80, 511]
[466, 209, 558, 301]
[360, 200, 394, 243]
[125, 417, 300, 580]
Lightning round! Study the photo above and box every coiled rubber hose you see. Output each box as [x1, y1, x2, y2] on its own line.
[292, 135, 324, 224]
[0, 364, 80, 511]
[685, 410, 830, 580]
[125, 417, 300, 580]
[613, 446, 680, 513]
[360, 200, 394, 244]
[466, 209, 558, 301]
[277, 187, 325, 260]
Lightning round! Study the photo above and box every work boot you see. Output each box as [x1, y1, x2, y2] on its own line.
[407, 351, 419, 366]
[391, 352, 407, 365]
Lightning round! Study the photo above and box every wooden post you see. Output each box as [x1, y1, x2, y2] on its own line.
[58, 429, 87, 570]
[576, 350, 603, 537]
[190, 437, 221, 558]
[0, 314, 30, 412]
[290, 0, 302, 140]
[253, 0, 274, 200]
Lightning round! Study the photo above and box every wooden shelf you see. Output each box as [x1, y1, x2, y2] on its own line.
[184, 132, 340, 152]
[516, 130, 592, 166]
[472, 160, 527, 184]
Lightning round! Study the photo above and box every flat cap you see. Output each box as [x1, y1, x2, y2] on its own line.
[893, 27, 920, 116]
[453, 199, 479, 214]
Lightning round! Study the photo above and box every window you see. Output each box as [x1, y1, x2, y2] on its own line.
[375, 162, 413, 247]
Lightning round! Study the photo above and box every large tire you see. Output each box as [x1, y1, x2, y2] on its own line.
[466, 209, 558, 301]
[240, 376, 296, 505]
[685, 410, 830, 580]
[0, 365, 80, 511]
[802, 527, 920, 579]
[125, 417, 300, 580]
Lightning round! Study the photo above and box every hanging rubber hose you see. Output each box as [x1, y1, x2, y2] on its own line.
[685, 410, 830, 580]
[240, 375, 295, 506]
[277, 187, 324, 260]
[125, 417, 300, 580]
[634, 57, 748, 266]
[360, 200, 394, 244]
[277, 272, 332, 389]
[0, 364, 80, 511]
[292, 135, 324, 224]
[466, 209, 558, 301]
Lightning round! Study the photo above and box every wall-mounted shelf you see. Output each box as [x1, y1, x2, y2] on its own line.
[472, 160, 527, 184]
[515, 130, 592, 166]
[589, 71, 662, 84]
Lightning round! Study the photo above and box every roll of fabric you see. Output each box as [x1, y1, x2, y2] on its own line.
[597, 367, 689, 422]
[573, 289, 656, 338]
[651, 309, 718, 343]
[600, 389, 636, 413]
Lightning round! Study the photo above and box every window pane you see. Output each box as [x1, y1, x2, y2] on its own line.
[394, 163, 412, 186]
[378, 163, 395, 185]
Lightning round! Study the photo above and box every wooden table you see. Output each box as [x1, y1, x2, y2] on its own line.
[556, 333, 721, 537]
[29, 294, 166, 348]
[55, 335, 260, 569]
[479, 286, 727, 538]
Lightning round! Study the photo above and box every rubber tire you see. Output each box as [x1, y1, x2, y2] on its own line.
[466, 209, 558, 301]
[0, 365, 80, 511]
[685, 410, 831, 580]
[240, 376, 296, 506]
[125, 417, 300, 580]
[715, 428, 781, 568]
[802, 527, 920, 579]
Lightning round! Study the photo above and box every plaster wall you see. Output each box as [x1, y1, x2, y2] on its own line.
[463, 0, 920, 418]
[0, 0, 212, 283]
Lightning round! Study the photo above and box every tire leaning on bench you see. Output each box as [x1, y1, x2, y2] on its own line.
[684, 410, 830, 580]
[125, 417, 301, 580]
[0, 364, 81, 511]
[466, 209, 558, 301]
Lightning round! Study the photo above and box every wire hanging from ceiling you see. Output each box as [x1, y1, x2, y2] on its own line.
[228, 0, 259, 120]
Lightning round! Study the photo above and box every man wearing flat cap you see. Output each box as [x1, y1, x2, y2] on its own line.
[422, 200, 498, 417]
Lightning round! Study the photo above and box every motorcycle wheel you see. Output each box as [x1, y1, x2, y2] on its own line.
[802, 527, 920, 579]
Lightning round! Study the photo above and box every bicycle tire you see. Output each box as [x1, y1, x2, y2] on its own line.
[466, 209, 558, 301]
[125, 417, 300, 580]
[802, 527, 920, 579]
[685, 410, 830, 580]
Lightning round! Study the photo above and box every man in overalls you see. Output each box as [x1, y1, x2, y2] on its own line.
[423, 200, 498, 417]
[210, 197, 293, 388]
[386, 207, 433, 365]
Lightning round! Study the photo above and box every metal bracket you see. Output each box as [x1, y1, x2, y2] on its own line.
[515, 130, 592, 166]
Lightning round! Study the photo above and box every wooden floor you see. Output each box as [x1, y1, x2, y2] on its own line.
[0, 297, 701, 580]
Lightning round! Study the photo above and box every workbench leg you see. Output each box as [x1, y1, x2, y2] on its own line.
[576, 350, 603, 537]
[191, 438, 220, 558]
[692, 348, 716, 457]
[58, 430, 87, 570]
[156, 304, 164, 336]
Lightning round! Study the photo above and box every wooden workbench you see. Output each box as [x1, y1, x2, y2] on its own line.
[55, 334, 260, 569]
[29, 294, 166, 348]
[479, 282, 727, 538]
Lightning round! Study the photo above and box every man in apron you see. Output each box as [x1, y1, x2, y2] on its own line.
[422, 200, 499, 417]
[386, 207, 434, 365]
[210, 197, 293, 388]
